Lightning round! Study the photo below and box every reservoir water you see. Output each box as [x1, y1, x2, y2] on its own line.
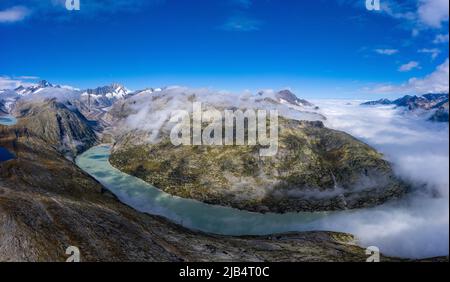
[0, 115, 17, 126]
[76, 145, 337, 235]
[0, 115, 16, 162]
[0, 147, 15, 162]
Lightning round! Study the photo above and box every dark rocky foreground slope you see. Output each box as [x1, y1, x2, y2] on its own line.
[111, 118, 407, 213]
[0, 118, 395, 262]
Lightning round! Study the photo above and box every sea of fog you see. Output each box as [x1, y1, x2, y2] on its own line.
[311, 100, 449, 259]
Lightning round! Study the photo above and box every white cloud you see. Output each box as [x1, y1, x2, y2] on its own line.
[0, 1, 163, 23]
[377, 0, 448, 31]
[310, 100, 449, 258]
[381, 2, 415, 21]
[375, 49, 399, 55]
[0, 76, 36, 89]
[418, 48, 441, 60]
[14, 75, 40, 80]
[433, 33, 450, 44]
[417, 0, 449, 28]
[0, 6, 30, 23]
[371, 58, 449, 94]
[403, 58, 449, 92]
[220, 15, 262, 32]
[0, 76, 22, 89]
[398, 61, 421, 72]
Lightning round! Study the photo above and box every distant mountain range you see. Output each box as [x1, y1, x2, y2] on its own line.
[362, 93, 449, 122]
[1, 80, 319, 120]
[1, 80, 322, 158]
[14, 80, 57, 96]
[1, 81, 131, 125]
[9, 80, 131, 107]
[82, 83, 130, 108]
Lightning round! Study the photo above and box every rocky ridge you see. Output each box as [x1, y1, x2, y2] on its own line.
[362, 93, 449, 122]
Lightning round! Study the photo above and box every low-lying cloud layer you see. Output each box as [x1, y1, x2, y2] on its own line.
[311, 100, 449, 259]
[122, 87, 323, 143]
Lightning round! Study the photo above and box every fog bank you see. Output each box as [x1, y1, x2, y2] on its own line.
[311, 100, 449, 259]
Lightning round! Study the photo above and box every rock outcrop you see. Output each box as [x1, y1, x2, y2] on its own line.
[11, 99, 98, 159]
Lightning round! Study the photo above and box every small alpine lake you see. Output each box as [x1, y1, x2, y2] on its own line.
[0, 115, 17, 126]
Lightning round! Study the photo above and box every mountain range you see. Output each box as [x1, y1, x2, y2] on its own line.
[362, 93, 449, 122]
[1, 81, 323, 126]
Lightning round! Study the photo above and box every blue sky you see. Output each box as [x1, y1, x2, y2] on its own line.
[0, 0, 448, 99]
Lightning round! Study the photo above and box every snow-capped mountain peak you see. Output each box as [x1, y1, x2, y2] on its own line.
[37, 80, 54, 88]
[79, 84, 131, 110]
[85, 83, 130, 99]
[256, 89, 315, 108]
[276, 90, 314, 107]
[14, 80, 58, 96]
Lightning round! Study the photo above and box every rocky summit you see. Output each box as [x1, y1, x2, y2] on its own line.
[275, 90, 315, 107]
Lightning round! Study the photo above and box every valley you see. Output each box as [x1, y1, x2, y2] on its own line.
[0, 81, 448, 261]
[0, 96, 385, 262]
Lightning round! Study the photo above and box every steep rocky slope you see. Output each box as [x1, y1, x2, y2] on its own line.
[11, 99, 98, 159]
[111, 118, 407, 213]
